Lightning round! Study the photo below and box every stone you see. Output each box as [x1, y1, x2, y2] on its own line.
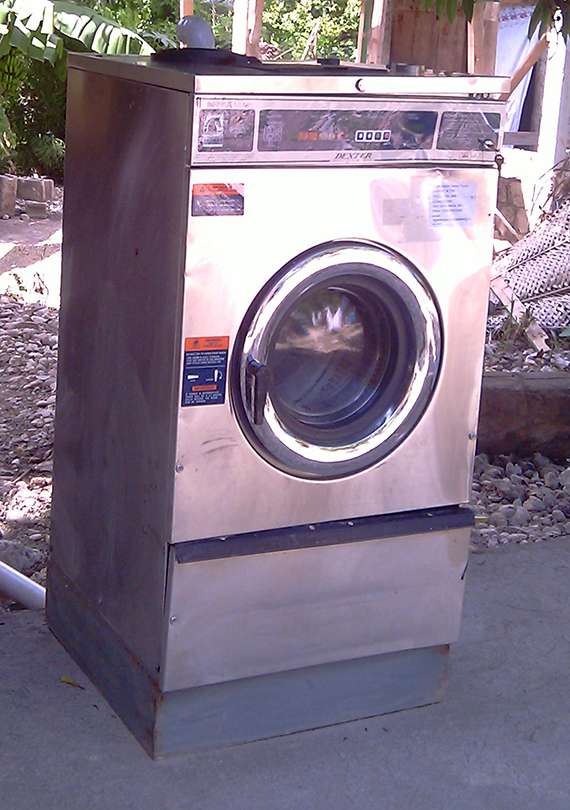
[560, 469, 570, 487]
[543, 471, 560, 489]
[496, 478, 520, 500]
[552, 509, 566, 523]
[497, 504, 516, 519]
[24, 201, 48, 219]
[0, 540, 43, 575]
[510, 506, 531, 526]
[523, 495, 544, 512]
[0, 173, 17, 217]
[16, 176, 54, 202]
[488, 513, 508, 529]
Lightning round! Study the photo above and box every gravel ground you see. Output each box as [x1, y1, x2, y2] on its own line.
[1, 204, 570, 608]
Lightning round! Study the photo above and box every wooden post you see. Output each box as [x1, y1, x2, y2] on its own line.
[179, 0, 193, 21]
[232, 0, 264, 56]
[363, 0, 392, 65]
[467, 2, 499, 75]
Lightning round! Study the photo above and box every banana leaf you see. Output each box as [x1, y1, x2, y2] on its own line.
[0, 0, 154, 66]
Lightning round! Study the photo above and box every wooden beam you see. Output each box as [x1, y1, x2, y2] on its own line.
[365, 0, 392, 64]
[179, 0, 193, 21]
[499, 33, 549, 101]
[467, 2, 498, 75]
[232, 0, 264, 56]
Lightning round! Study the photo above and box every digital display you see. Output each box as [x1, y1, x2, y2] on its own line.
[257, 109, 437, 152]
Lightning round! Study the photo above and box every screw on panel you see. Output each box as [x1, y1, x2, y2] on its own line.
[175, 464, 184, 473]
[469, 432, 477, 440]
[170, 616, 178, 624]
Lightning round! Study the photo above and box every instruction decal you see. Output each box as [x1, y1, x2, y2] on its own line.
[181, 336, 229, 407]
[191, 183, 244, 217]
[429, 183, 476, 228]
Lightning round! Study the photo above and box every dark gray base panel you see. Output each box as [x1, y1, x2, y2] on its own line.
[47, 564, 449, 760]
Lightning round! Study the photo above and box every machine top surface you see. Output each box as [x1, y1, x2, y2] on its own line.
[68, 51, 511, 98]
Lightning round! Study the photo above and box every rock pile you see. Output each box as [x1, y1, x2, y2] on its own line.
[484, 342, 570, 373]
[0, 295, 56, 596]
[471, 452, 570, 549]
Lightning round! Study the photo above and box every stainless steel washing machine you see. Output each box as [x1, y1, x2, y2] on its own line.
[176, 95, 504, 540]
[47, 52, 507, 757]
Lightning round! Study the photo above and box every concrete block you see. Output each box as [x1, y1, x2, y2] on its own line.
[478, 371, 570, 459]
[17, 176, 54, 202]
[24, 200, 49, 219]
[0, 174, 17, 217]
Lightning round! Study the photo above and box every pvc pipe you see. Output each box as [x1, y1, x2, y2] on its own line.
[0, 560, 46, 611]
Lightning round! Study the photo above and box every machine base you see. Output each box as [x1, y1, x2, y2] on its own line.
[47, 563, 449, 760]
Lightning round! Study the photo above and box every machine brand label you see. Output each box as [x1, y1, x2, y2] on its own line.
[334, 151, 373, 161]
[191, 183, 245, 217]
[181, 336, 229, 407]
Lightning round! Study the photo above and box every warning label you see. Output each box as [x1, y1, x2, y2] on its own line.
[191, 183, 244, 217]
[181, 336, 229, 407]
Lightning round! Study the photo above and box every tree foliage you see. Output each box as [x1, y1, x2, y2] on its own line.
[424, 0, 569, 39]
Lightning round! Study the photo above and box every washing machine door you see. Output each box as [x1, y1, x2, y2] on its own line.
[232, 240, 442, 479]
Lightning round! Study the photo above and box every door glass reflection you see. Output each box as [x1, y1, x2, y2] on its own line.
[270, 287, 390, 426]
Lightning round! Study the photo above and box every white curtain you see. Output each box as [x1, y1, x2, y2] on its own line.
[495, 5, 539, 132]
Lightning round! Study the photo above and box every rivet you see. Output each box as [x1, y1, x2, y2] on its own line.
[170, 615, 178, 624]
[175, 464, 184, 473]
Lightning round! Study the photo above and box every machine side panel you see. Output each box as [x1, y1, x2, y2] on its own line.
[48, 68, 189, 672]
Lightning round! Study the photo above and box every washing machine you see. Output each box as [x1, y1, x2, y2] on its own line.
[47, 52, 508, 757]
[176, 93, 504, 541]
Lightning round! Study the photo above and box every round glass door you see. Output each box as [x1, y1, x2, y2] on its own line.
[231, 240, 442, 479]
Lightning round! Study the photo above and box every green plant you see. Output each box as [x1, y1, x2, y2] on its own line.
[0, 0, 156, 178]
[423, 0, 570, 38]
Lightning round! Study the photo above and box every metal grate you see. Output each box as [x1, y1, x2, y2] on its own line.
[492, 197, 570, 329]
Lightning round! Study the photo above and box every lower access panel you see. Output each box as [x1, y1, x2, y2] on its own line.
[161, 515, 470, 692]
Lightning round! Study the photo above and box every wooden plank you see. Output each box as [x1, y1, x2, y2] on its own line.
[232, 0, 264, 56]
[503, 131, 539, 147]
[390, 0, 466, 73]
[179, 0, 193, 20]
[467, 2, 499, 75]
[366, 0, 391, 65]
[499, 33, 549, 101]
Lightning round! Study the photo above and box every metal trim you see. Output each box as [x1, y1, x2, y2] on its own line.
[174, 505, 474, 562]
[232, 239, 442, 478]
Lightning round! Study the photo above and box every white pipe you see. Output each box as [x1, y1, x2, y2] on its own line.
[0, 560, 46, 611]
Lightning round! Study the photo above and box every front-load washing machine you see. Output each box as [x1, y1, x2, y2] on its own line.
[170, 89, 505, 540]
[48, 52, 507, 757]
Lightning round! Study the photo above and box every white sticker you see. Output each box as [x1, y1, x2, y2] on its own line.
[430, 183, 477, 228]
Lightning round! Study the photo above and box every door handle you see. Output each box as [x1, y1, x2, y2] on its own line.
[245, 355, 269, 425]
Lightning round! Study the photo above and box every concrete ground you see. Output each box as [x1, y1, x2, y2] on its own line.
[1, 538, 570, 810]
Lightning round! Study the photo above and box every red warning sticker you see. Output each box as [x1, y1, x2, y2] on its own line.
[184, 336, 229, 352]
[191, 183, 244, 217]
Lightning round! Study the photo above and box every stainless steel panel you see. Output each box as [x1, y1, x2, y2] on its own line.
[193, 74, 510, 97]
[67, 53, 510, 99]
[192, 96, 505, 166]
[162, 525, 470, 691]
[50, 68, 190, 671]
[173, 164, 496, 541]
